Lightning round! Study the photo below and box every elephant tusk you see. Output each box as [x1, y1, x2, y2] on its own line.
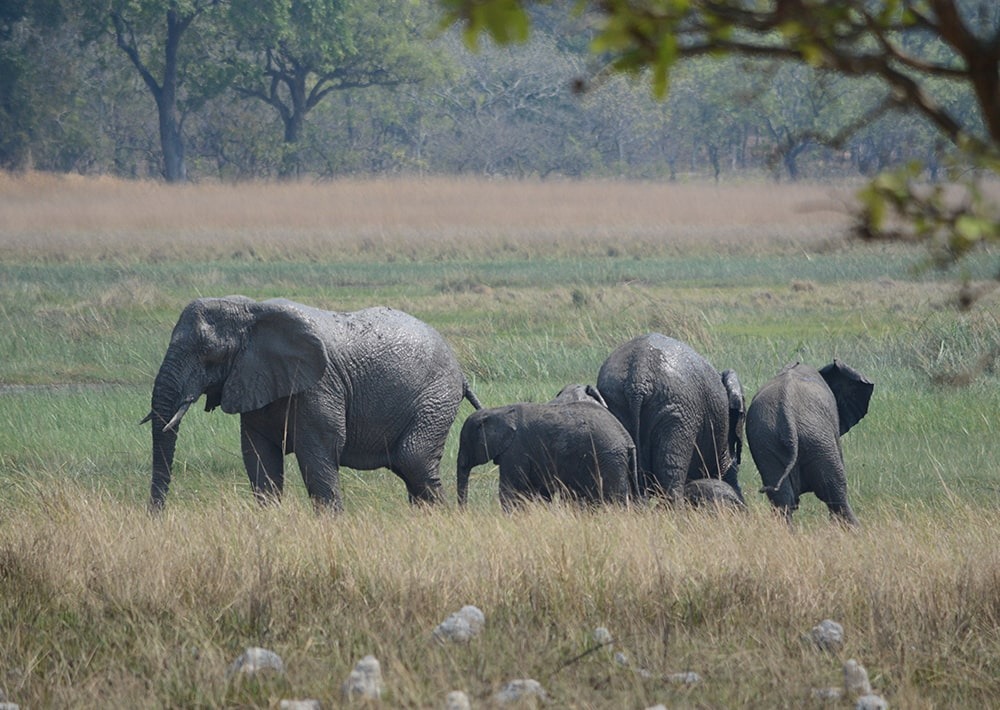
[163, 401, 192, 432]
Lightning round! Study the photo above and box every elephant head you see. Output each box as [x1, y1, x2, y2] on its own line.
[143, 297, 328, 511]
[549, 383, 608, 407]
[818, 360, 874, 435]
[456, 407, 517, 506]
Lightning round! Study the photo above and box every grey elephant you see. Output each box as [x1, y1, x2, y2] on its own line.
[597, 333, 746, 502]
[684, 478, 747, 512]
[456, 401, 637, 511]
[143, 296, 481, 512]
[746, 360, 873, 526]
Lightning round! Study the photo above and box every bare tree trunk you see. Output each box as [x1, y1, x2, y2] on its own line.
[112, 7, 192, 183]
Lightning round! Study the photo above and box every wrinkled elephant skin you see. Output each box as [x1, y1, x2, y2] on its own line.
[145, 296, 481, 512]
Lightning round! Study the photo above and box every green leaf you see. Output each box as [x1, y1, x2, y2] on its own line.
[953, 215, 991, 250]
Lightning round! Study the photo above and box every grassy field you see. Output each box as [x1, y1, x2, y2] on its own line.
[1, 174, 998, 708]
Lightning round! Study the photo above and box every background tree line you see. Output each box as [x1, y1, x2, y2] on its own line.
[0, 0, 974, 184]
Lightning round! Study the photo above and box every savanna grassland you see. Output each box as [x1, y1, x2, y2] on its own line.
[1, 173, 999, 708]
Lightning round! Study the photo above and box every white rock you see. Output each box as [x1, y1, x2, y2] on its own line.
[458, 605, 485, 631]
[843, 659, 872, 697]
[645, 706, 668, 710]
[279, 701, 321, 710]
[665, 671, 701, 685]
[227, 647, 285, 678]
[809, 619, 845, 653]
[0, 703, 19, 710]
[592, 626, 613, 646]
[493, 679, 548, 705]
[855, 694, 889, 710]
[613, 651, 629, 667]
[342, 655, 383, 701]
[811, 687, 844, 701]
[445, 690, 471, 710]
[434, 605, 486, 643]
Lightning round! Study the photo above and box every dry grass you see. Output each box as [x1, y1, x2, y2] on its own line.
[0, 172, 856, 260]
[2, 486, 998, 707]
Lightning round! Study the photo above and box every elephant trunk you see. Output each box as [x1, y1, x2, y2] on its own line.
[145, 355, 200, 512]
[457, 459, 471, 507]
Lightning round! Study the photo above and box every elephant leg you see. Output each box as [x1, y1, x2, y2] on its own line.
[651, 421, 697, 503]
[826, 500, 860, 527]
[499, 475, 520, 513]
[811, 463, 859, 526]
[240, 420, 284, 505]
[499, 464, 537, 512]
[394, 453, 445, 505]
[390, 429, 446, 505]
[293, 449, 343, 513]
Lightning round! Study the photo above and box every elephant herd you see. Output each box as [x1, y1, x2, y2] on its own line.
[144, 297, 874, 525]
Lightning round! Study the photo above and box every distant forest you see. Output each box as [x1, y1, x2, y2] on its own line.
[0, 1, 979, 183]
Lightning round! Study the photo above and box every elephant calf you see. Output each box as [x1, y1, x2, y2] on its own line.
[746, 360, 874, 526]
[456, 401, 638, 510]
[684, 478, 747, 512]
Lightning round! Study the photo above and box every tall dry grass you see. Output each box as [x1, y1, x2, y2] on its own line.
[3, 483, 999, 707]
[0, 172, 856, 261]
[2, 173, 997, 707]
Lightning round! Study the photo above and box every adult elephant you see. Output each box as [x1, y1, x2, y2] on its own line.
[597, 333, 746, 502]
[456, 401, 637, 511]
[746, 360, 873, 526]
[143, 296, 481, 512]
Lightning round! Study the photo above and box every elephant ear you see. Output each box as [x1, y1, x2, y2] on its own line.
[221, 302, 328, 414]
[584, 385, 608, 408]
[819, 360, 874, 435]
[720, 369, 745, 463]
[482, 406, 518, 463]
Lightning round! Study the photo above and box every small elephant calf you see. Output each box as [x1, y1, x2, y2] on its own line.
[456, 401, 638, 510]
[746, 360, 873, 526]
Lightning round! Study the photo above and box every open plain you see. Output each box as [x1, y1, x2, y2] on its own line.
[1, 174, 998, 707]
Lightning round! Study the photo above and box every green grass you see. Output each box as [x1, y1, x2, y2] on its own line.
[1, 178, 999, 707]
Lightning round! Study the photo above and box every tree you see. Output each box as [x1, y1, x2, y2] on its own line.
[83, 0, 232, 182]
[441, 0, 1000, 288]
[228, 0, 445, 177]
[0, 0, 69, 170]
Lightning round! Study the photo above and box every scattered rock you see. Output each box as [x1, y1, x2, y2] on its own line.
[811, 686, 844, 701]
[843, 659, 872, 697]
[227, 647, 285, 678]
[434, 605, 486, 643]
[279, 701, 321, 710]
[808, 619, 845, 653]
[855, 694, 889, 710]
[493, 679, 548, 705]
[665, 671, 701, 686]
[592, 626, 613, 646]
[445, 690, 471, 710]
[342, 655, 383, 702]
[613, 651, 629, 667]
[645, 706, 668, 710]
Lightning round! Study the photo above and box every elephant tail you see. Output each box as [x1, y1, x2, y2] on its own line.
[758, 423, 797, 496]
[463, 378, 483, 410]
